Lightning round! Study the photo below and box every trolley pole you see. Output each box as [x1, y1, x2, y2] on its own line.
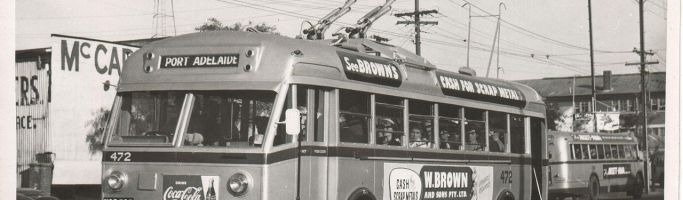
[587, 0, 598, 133]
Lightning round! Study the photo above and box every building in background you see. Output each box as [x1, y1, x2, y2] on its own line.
[15, 36, 162, 199]
[517, 71, 665, 150]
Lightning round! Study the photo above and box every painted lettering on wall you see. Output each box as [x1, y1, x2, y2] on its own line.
[58, 38, 136, 76]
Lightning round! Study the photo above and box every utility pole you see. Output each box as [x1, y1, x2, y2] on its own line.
[637, 0, 650, 192]
[153, 0, 177, 37]
[395, 0, 438, 55]
[462, 3, 472, 67]
[587, 0, 598, 132]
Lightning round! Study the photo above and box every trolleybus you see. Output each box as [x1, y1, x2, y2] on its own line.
[100, 3, 548, 199]
[546, 131, 645, 200]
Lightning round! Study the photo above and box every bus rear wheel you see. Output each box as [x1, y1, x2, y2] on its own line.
[588, 176, 600, 200]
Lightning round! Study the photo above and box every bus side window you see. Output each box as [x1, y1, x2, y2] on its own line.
[617, 145, 626, 159]
[623, 145, 633, 159]
[580, 144, 589, 159]
[464, 108, 486, 151]
[339, 90, 370, 144]
[488, 111, 507, 153]
[597, 144, 605, 159]
[510, 115, 525, 154]
[571, 144, 581, 159]
[611, 145, 619, 159]
[589, 145, 597, 159]
[408, 100, 434, 149]
[438, 104, 462, 150]
[604, 145, 612, 159]
[375, 95, 404, 146]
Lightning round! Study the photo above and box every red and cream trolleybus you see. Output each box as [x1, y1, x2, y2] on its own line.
[100, 3, 548, 200]
[546, 131, 645, 200]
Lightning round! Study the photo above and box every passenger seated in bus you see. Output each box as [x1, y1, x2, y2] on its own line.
[378, 131, 401, 146]
[409, 128, 432, 148]
[466, 129, 484, 151]
[339, 114, 367, 143]
[439, 131, 459, 149]
[488, 129, 505, 152]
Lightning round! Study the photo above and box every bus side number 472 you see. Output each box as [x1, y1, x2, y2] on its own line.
[500, 170, 513, 184]
[109, 152, 132, 162]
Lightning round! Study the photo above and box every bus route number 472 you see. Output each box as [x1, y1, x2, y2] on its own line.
[109, 152, 132, 162]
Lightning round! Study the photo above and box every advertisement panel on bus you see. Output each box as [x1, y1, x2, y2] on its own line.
[383, 163, 493, 200]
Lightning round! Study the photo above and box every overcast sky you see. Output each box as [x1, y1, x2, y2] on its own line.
[16, 0, 668, 80]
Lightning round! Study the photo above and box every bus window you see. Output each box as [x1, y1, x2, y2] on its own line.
[297, 86, 309, 141]
[274, 87, 293, 146]
[375, 95, 404, 146]
[110, 91, 185, 145]
[438, 104, 461, 150]
[623, 145, 633, 159]
[408, 100, 434, 148]
[465, 108, 485, 151]
[611, 145, 620, 159]
[589, 145, 598, 159]
[488, 111, 507, 153]
[571, 144, 581, 159]
[186, 91, 274, 147]
[313, 89, 326, 142]
[617, 145, 626, 159]
[597, 145, 605, 159]
[580, 144, 589, 159]
[604, 145, 613, 159]
[340, 90, 370, 143]
[510, 114, 525, 154]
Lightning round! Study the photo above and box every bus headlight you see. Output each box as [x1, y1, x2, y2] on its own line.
[105, 171, 128, 191]
[227, 173, 249, 196]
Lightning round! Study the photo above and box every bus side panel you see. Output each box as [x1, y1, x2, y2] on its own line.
[509, 163, 531, 200]
[337, 156, 375, 200]
[265, 159, 298, 200]
[307, 155, 329, 200]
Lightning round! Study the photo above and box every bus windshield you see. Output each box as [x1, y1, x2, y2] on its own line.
[108, 91, 275, 147]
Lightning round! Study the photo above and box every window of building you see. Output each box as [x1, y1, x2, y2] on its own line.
[375, 95, 404, 146]
[409, 100, 434, 148]
[339, 90, 370, 143]
[465, 108, 486, 151]
[651, 97, 665, 111]
[438, 104, 462, 150]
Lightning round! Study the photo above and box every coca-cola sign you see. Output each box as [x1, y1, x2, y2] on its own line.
[162, 175, 219, 200]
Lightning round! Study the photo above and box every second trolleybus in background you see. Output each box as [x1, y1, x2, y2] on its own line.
[100, 1, 549, 200]
[546, 131, 645, 200]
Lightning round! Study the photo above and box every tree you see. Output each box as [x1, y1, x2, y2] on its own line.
[85, 107, 110, 155]
[195, 18, 278, 34]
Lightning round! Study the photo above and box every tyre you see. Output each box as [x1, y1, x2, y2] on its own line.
[588, 176, 600, 200]
[632, 173, 644, 199]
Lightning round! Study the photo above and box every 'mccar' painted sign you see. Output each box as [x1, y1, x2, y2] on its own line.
[337, 51, 402, 87]
[436, 71, 526, 107]
[160, 54, 239, 68]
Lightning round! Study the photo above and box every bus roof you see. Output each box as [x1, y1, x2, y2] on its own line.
[548, 131, 638, 144]
[120, 31, 544, 114]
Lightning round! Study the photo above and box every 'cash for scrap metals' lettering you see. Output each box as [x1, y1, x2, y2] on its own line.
[438, 75, 523, 101]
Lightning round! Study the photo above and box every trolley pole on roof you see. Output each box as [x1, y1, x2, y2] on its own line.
[395, 0, 438, 56]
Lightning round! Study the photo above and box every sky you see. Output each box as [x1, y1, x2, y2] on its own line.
[15, 0, 669, 80]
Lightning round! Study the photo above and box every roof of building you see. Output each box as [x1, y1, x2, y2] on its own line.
[516, 72, 665, 97]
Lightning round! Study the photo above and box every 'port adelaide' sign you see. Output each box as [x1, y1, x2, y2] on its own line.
[160, 54, 240, 68]
[384, 163, 493, 200]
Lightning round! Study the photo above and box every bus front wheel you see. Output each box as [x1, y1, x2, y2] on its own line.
[588, 175, 600, 200]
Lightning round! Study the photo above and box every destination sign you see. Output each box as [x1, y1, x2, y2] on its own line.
[160, 54, 239, 68]
[436, 71, 526, 107]
[337, 51, 402, 87]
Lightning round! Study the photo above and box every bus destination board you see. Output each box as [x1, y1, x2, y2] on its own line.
[160, 54, 239, 68]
